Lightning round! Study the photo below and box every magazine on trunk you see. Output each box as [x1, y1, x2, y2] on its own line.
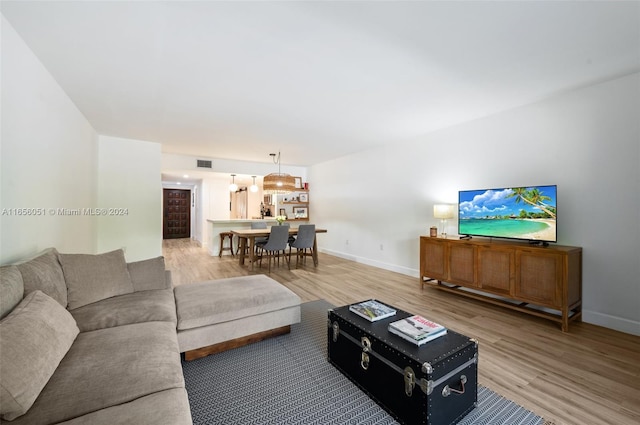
[388, 315, 447, 345]
[349, 300, 397, 322]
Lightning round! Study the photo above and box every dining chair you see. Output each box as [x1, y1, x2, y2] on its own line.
[258, 225, 291, 272]
[288, 224, 316, 267]
[248, 221, 269, 255]
[280, 222, 296, 244]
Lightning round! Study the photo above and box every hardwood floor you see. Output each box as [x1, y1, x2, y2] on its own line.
[163, 238, 640, 425]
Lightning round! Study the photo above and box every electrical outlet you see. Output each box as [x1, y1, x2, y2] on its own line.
[380, 244, 384, 251]
[346, 239, 349, 245]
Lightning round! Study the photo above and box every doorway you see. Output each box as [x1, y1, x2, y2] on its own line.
[163, 189, 191, 239]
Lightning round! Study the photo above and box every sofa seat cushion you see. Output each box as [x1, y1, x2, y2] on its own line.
[70, 289, 177, 332]
[0, 291, 79, 421]
[8, 321, 185, 425]
[16, 248, 67, 307]
[56, 388, 192, 425]
[60, 249, 134, 310]
[174, 275, 301, 331]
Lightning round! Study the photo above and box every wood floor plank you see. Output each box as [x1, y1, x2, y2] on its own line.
[163, 238, 640, 425]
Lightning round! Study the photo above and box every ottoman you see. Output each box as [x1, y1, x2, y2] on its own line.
[174, 275, 301, 360]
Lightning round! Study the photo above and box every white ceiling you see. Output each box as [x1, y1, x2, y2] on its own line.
[2, 1, 639, 166]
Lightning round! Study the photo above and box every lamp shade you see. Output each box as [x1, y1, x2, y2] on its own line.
[262, 173, 296, 194]
[434, 204, 455, 219]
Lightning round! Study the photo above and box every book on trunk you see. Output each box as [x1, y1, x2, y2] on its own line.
[388, 315, 447, 346]
[349, 300, 397, 322]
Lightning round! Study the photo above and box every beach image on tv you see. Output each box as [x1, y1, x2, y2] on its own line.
[458, 185, 557, 242]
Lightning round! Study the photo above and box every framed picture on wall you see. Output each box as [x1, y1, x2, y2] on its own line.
[294, 177, 303, 189]
[293, 207, 308, 219]
[299, 193, 308, 202]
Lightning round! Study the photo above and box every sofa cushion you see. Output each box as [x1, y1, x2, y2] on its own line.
[7, 321, 184, 425]
[127, 256, 170, 292]
[174, 275, 301, 331]
[70, 289, 177, 332]
[59, 249, 134, 310]
[0, 290, 79, 421]
[0, 265, 24, 319]
[55, 388, 192, 425]
[16, 248, 67, 307]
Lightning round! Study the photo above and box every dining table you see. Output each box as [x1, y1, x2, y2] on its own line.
[231, 227, 327, 270]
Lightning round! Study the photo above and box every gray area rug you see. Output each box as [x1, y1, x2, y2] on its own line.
[182, 300, 546, 424]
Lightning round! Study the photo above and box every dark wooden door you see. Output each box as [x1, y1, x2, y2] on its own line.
[163, 189, 191, 239]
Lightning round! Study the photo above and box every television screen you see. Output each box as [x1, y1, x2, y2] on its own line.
[458, 185, 557, 243]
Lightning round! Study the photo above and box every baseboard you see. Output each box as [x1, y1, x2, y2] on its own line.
[319, 248, 419, 278]
[582, 310, 640, 336]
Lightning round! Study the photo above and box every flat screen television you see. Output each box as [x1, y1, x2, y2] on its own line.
[458, 185, 557, 244]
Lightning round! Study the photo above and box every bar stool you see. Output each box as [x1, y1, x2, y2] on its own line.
[219, 232, 235, 257]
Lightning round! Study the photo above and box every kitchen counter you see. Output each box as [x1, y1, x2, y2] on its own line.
[207, 218, 279, 256]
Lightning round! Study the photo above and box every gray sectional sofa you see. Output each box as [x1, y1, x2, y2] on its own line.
[0, 248, 192, 424]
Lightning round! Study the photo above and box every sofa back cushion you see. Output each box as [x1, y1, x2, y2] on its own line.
[16, 248, 67, 307]
[127, 256, 170, 292]
[0, 290, 80, 421]
[59, 249, 134, 310]
[0, 266, 24, 319]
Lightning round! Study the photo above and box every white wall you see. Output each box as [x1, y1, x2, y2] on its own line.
[97, 136, 162, 261]
[201, 176, 231, 250]
[311, 73, 640, 335]
[0, 16, 98, 264]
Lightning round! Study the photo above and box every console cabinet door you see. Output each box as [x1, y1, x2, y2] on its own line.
[515, 249, 562, 308]
[448, 243, 477, 287]
[477, 246, 514, 296]
[420, 238, 447, 281]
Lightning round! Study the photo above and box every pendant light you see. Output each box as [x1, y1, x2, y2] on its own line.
[250, 176, 259, 193]
[229, 174, 238, 192]
[262, 152, 295, 194]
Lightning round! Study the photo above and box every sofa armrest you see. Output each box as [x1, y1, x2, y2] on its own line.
[127, 257, 171, 292]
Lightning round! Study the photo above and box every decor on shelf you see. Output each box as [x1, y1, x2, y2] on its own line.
[229, 174, 238, 192]
[293, 207, 308, 219]
[263, 152, 296, 194]
[299, 193, 308, 202]
[434, 204, 455, 237]
[250, 176, 259, 193]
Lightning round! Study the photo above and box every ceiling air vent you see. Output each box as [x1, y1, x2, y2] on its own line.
[196, 159, 212, 169]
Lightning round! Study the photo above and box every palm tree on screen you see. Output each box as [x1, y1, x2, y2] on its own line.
[507, 188, 556, 219]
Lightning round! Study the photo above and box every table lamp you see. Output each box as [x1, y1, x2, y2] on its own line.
[433, 204, 455, 238]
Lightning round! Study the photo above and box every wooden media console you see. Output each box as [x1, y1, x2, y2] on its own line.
[420, 236, 582, 331]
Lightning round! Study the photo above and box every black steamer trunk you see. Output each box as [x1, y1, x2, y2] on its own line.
[328, 302, 478, 425]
